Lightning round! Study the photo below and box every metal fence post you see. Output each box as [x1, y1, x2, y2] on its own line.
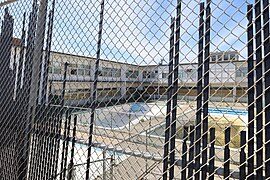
[263, 0, 270, 178]
[247, 4, 255, 180]
[224, 127, 230, 179]
[240, 131, 246, 180]
[202, 0, 211, 179]
[195, 3, 204, 180]
[209, 128, 215, 180]
[181, 126, 188, 180]
[169, 0, 181, 179]
[0, 0, 269, 180]
[188, 125, 195, 178]
[162, 17, 175, 180]
[254, 0, 263, 178]
[86, 0, 105, 179]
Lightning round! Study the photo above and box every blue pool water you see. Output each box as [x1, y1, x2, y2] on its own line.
[208, 108, 248, 116]
[130, 103, 146, 112]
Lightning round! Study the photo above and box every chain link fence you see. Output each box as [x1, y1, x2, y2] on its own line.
[0, 0, 268, 179]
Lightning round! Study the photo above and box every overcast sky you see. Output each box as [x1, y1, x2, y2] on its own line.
[4, 0, 254, 65]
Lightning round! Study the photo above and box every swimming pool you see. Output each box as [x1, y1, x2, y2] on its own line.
[75, 102, 166, 129]
[146, 107, 248, 138]
[94, 103, 149, 129]
[208, 108, 248, 116]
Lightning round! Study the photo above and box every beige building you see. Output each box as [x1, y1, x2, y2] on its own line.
[47, 50, 247, 106]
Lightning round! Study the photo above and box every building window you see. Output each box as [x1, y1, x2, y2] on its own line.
[230, 53, 237, 60]
[85, 65, 91, 76]
[54, 67, 62, 74]
[162, 73, 168, 78]
[179, 70, 186, 78]
[187, 69, 196, 78]
[179, 69, 196, 79]
[150, 72, 155, 78]
[113, 68, 121, 77]
[77, 69, 84, 76]
[68, 64, 77, 75]
[70, 69, 77, 75]
[143, 71, 148, 78]
[98, 68, 103, 76]
[211, 55, 216, 62]
[236, 67, 248, 77]
[143, 71, 155, 79]
[218, 55, 222, 61]
[224, 54, 229, 61]
[49, 61, 62, 74]
[126, 70, 139, 78]
[103, 67, 112, 77]
[132, 70, 139, 78]
[98, 67, 121, 77]
[190, 69, 197, 78]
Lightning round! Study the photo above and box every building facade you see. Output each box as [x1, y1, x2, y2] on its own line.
[46, 50, 247, 106]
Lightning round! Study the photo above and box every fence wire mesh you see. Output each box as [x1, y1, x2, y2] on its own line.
[0, 0, 269, 179]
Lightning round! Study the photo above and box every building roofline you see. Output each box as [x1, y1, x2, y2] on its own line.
[140, 59, 248, 67]
[51, 51, 140, 67]
[11, 37, 248, 67]
[51, 51, 249, 67]
[177, 59, 247, 65]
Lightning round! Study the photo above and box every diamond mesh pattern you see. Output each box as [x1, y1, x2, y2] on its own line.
[0, 0, 269, 179]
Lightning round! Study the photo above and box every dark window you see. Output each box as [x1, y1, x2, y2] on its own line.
[70, 69, 77, 75]
[236, 67, 248, 77]
[98, 69, 103, 76]
[218, 55, 222, 61]
[230, 54, 236, 60]
[143, 71, 155, 79]
[126, 70, 139, 78]
[85, 69, 91, 76]
[211, 55, 216, 61]
[224, 54, 229, 61]
[77, 69, 84, 75]
[162, 73, 168, 78]
[54, 67, 61, 74]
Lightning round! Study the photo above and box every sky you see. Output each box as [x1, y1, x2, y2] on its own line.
[1, 0, 255, 65]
